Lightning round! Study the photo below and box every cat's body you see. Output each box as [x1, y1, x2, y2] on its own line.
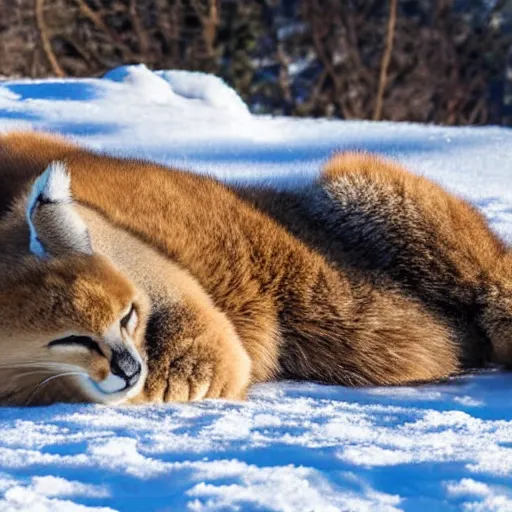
[0, 131, 509, 405]
[238, 153, 509, 368]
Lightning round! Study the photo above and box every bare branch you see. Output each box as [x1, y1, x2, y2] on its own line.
[35, 0, 65, 77]
[129, 0, 150, 56]
[74, 0, 112, 37]
[373, 0, 397, 121]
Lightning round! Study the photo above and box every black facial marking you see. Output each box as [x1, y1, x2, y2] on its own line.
[121, 304, 136, 330]
[48, 336, 105, 357]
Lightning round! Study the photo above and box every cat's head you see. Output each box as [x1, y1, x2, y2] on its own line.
[0, 162, 149, 405]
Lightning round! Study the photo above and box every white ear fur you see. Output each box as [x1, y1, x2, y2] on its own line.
[31, 161, 71, 203]
[26, 162, 70, 257]
[26, 161, 92, 258]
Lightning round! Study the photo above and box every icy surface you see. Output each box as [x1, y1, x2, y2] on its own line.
[1, 66, 512, 511]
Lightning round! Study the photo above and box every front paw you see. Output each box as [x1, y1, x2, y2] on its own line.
[143, 324, 252, 403]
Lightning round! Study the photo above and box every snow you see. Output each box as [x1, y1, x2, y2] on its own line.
[1, 64, 512, 511]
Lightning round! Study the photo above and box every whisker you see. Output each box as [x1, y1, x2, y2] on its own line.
[0, 362, 82, 372]
[0, 362, 50, 368]
[15, 370, 56, 380]
[25, 371, 87, 406]
[14, 368, 79, 381]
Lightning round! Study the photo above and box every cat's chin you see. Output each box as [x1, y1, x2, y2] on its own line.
[76, 368, 147, 405]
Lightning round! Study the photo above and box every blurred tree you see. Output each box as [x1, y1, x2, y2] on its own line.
[0, 0, 510, 125]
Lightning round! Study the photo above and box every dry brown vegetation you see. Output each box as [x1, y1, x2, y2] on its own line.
[0, 0, 510, 125]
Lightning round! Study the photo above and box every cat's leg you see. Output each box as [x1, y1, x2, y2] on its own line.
[309, 152, 501, 306]
[130, 281, 252, 404]
[277, 260, 461, 387]
[302, 152, 505, 368]
[309, 152, 447, 281]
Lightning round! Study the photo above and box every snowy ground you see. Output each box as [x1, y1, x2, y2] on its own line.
[1, 65, 512, 511]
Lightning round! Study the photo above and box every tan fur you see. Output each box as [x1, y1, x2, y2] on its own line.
[240, 152, 512, 368]
[0, 251, 147, 404]
[317, 153, 512, 366]
[77, 205, 251, 403]
[0, 131, 507, 405]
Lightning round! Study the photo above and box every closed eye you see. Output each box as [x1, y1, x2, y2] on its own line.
[48, 336, 105, 357]
[120, 304, 138, 336]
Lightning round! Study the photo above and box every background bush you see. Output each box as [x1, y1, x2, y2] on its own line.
[1, 0, 511, 125]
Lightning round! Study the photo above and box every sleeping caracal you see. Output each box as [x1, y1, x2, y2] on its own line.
[0, 131, 510, 405]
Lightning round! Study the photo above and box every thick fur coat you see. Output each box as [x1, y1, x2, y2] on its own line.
[0, 131, 509, 405]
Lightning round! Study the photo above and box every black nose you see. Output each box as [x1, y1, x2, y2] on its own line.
[110, 349, 142, 387]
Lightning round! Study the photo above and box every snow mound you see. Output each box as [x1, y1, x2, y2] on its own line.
[156, 69, 250, 116]
[103, 65, 249, 117]
[104, 65, 182, 105]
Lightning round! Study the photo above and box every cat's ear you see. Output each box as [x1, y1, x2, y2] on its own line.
[26, 161, 92, 258]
